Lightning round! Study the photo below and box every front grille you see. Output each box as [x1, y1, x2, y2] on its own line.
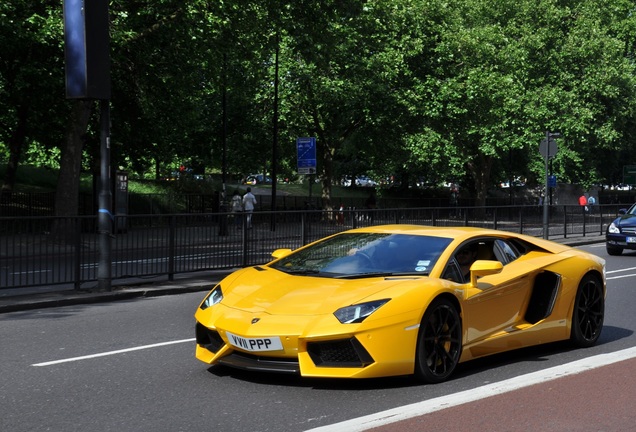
[622, 227, 636, 234]
[307, 338, 374, 367]
[195, 323, 224, 353]
[217, 352, 300, 374]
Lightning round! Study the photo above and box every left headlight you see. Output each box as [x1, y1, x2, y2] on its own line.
[334, 299, 390, 324]
[608, 222, 620, 234]
[200, 286, 223, 310]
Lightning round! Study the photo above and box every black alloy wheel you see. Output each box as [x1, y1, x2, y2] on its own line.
[414, 298, 462, 383]
[570, 274, 605, 347]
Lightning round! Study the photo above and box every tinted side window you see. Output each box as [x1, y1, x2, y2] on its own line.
[495, 239, 519, 264]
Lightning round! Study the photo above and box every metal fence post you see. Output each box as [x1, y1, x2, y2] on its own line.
[73, 217, 82, 290]
[241, 216, 248, 266]
[168, 215, 176, 281]
[301, 211, 307, 245]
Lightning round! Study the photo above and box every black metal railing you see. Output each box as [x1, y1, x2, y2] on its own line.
[0, 204, 618, 290]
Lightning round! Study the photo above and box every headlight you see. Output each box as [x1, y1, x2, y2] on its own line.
[200, 286, 223, 310]
[608, 222, 620, 234]
[334, 299, 389, 324]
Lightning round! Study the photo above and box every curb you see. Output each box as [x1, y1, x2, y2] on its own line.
[0, 285, 214, 314]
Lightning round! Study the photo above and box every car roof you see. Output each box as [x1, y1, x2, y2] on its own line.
[343, 224, 573, 255]
[347, 224, 498, 239]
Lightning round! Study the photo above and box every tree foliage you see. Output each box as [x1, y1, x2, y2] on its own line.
[2, 0, 636, 212]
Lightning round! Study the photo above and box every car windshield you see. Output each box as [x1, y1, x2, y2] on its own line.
[270, 233, 452, 278]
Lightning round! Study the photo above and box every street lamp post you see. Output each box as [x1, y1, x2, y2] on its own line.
[540, 131, 560, 239]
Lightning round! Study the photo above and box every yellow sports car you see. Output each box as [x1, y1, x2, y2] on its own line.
[194, 225, 606, 383]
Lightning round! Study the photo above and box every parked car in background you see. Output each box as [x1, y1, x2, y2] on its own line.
[606, 203, 636, 255]
[355, 175, 378, 187]
[341, 175, 378, 187]
[243, 174, 272, 185]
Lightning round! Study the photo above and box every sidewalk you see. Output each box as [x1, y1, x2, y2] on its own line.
[0, 235, 606, 314]
[0, 269, 233, 314]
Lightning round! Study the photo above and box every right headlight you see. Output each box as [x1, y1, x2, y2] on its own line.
[607, 222, 620, 234]
[334, 299, 389, 324]
[200, 286, 223, 310]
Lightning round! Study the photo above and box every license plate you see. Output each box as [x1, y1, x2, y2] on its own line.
[627, 237, 636, 243]
[226, 332, 283, 352]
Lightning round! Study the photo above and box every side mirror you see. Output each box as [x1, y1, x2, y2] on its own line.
[470, 260, 503, 286]
[618, 208, 627, 215]
[271, 248, 293, 260]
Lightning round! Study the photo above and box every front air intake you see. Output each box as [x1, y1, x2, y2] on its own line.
[195, 323, 224, 353]
[307, 338, 374, 367]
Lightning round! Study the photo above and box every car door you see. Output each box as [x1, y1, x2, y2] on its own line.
[461, 262, 535, 347]
[458, 238, 535, 347]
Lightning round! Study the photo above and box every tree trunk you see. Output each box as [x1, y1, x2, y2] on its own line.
[320, 140, 335, 213]
[55, 100, 93, 217]
[467, 154, 494, 217]
[1, 105, 28, 195]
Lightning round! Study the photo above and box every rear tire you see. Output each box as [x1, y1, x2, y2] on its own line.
[414, 298, 462, 383]
[570, 274, 604, 348]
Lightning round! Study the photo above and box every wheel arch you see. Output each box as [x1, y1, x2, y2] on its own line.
[566, 268, 604, 313]
[429, 292, 462, 321]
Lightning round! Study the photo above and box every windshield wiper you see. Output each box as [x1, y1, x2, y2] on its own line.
[335, 271, 428, 279]
[279, 269, 322, 276]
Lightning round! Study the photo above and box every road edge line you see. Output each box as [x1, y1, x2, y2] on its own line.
[305, 346, 636, 432]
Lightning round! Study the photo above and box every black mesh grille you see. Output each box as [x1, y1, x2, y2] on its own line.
[195, 323, 224, 353]
[307, 338, 374, 367]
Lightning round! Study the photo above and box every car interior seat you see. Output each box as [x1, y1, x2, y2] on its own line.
[476, 242, 496, 261]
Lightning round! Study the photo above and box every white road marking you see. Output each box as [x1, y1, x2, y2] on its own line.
[32, 338, 195, 367]
[9, 270, 51, 276]
[305, 346, 636, 432]
[606, 266, 636, 274]
[606, 266, 636, 280]
[607, 274, 636, 280]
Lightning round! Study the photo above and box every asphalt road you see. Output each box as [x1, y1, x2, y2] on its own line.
[1, 243, 634, 432]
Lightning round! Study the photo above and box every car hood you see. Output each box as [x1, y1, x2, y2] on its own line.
[220, 266, 421, 316]
[614, 213, 636, 227]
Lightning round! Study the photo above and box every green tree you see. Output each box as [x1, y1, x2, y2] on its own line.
[0, 1, 68, 194]
[404, 0, 636, 204]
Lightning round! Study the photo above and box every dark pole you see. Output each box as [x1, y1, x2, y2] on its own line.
[97, 99, 112, 291]
[221, 53, 227, 202]
[542, 131, 549, 239]
[271, 30, 279, 231]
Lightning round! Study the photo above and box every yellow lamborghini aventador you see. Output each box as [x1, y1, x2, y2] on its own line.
[195, 225, 606, 383]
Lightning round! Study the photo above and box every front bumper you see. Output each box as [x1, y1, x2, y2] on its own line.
[194, 310, 421, 379]
[606, 234, 636, 250]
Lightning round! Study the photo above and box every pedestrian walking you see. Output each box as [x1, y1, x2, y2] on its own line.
[230, 190, 243, 228]
[587, 195, 596, 214]
[242, 187, 257, 229]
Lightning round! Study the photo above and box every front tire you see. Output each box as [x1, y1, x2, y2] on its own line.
[414, 298, 462, 383]
[570, 274, 604, 348]
[606, 245, 623, 256]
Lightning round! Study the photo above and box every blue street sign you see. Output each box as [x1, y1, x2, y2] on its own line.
[296, 137, 316, 174]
